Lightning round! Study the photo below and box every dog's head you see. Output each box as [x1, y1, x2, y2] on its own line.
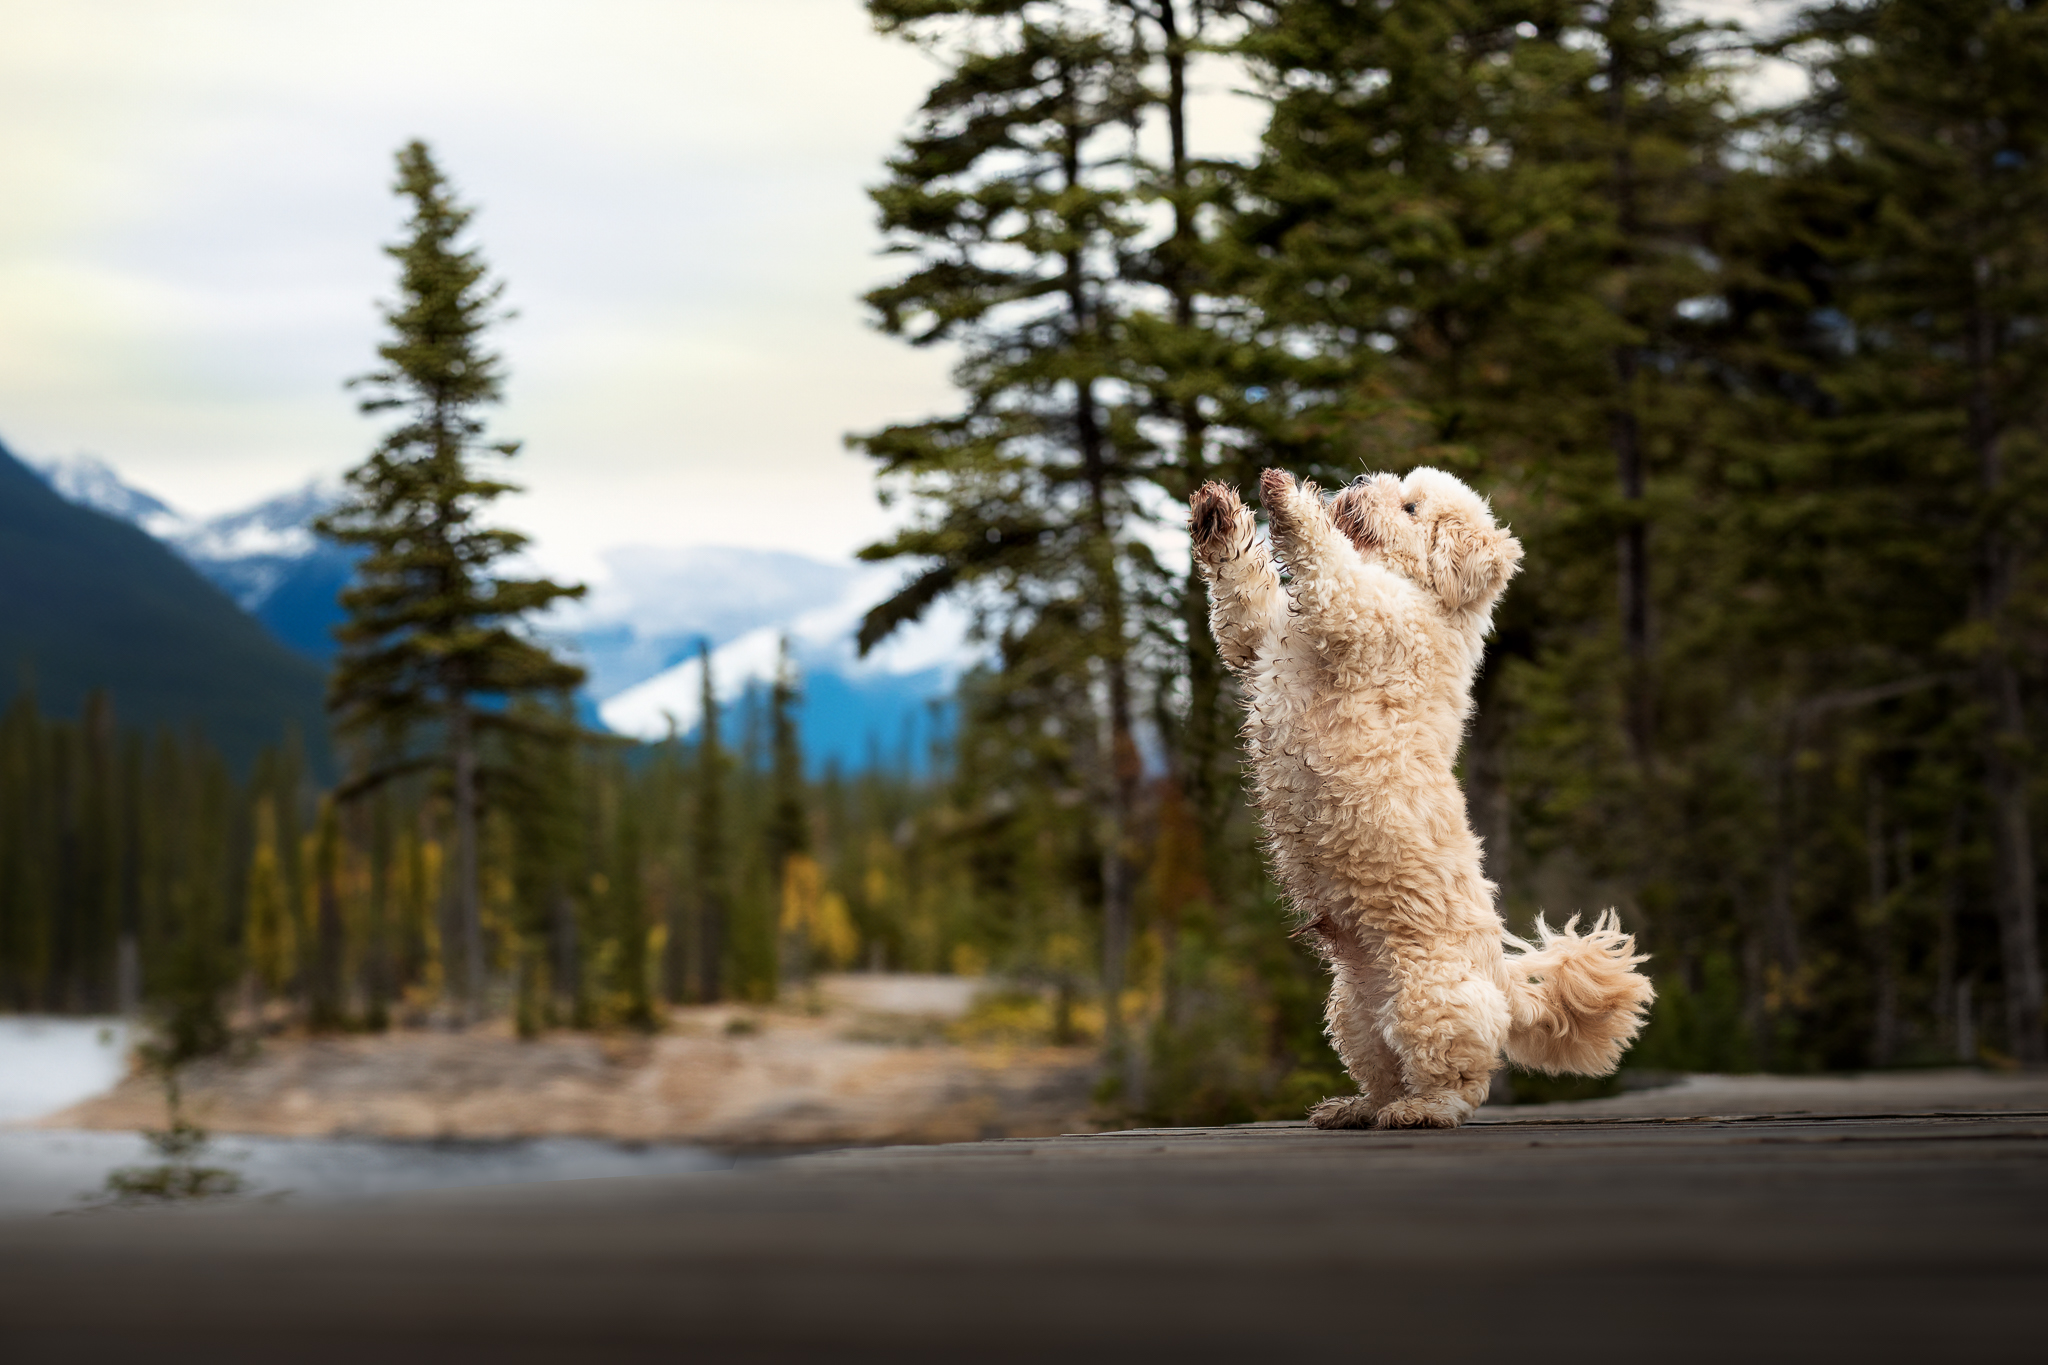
[1331, 467, 1522, 617]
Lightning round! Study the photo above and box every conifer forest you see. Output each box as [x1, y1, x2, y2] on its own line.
[5, 0, 2048, 1124]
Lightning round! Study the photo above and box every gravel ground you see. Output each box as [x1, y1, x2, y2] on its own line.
[33, 976, 1099, 1147]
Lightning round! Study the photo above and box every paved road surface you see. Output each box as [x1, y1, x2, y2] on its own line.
[3, 1072, 2044, 1363]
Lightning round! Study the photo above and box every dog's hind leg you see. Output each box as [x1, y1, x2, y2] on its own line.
[1305, 917, 1405, 1129]
[1190, 481, 1283, 672]
[1371, 932, 1508, 1130]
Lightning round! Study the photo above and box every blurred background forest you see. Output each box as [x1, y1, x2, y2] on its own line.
[3, 0, 2047, 1129]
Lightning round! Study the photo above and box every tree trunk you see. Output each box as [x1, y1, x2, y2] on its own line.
[665, 879, 689, 1005]
[1079, 373, 1139, 1094]
[1935, 810, 1962, 1055]
[1466, 673, 1512, 900]
[694, 642, 726, 1004]
[1606, 20, 1654, 774]
[1983, 660, 2043, 1061]
[1155, 1, 1230, 871]
[1765, 726, 1805, 982]
[1864, 779, 1897, 1068]
[449, 700, 483, 1023]
[1057, 63, 1139, 1100]
[361, 798, 393, 1032]
[552, 883, 580, 1023]
[309, 798, 347, 1032]
[1966, 268, 2046, 1064]
[1612, 374, 1652, 767]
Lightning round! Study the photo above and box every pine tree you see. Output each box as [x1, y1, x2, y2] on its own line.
[858, 0, 1155, 1088]
[1114, 0, 1255, 860]
[305, 795, 346, 1030]
[691, 642, 728, 1003]
[318, 140, 587, 1020]
[242, 799, 294, 998]
[765, 640, 807, 871]
[766, 640, 811, 983]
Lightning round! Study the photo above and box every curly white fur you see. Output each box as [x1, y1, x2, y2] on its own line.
[1189, 467, 1654, 1129]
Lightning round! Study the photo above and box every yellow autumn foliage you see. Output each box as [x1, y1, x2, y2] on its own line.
[781, 853, 859, 969]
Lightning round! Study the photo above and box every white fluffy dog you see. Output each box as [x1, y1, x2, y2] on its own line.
[1190, 466, 1655, 1129]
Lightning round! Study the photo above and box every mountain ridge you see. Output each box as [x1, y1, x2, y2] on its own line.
[29, 452, 971, 773]
[0, 439, 330, 772]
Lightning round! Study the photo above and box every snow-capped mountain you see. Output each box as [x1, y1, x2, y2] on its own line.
[585, 553, 969, 753]
[31, 453, 973, 770]
[35, 453, 186, 536]
[35, 455, 357, 661]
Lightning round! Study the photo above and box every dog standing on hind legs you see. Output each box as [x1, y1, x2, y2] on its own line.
[1189, 466, 1656, 1130]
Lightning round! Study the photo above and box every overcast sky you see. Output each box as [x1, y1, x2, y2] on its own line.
[0, 0, 1798, 586]
[0, 1, 984, 581]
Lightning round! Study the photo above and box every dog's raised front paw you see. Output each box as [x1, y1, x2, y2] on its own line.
[1371, 1095, 1471, 1130]
[1189, 481, 1247, 562]
[1257, 467, 1300, 517]
[1258, 467, 1325, 551]
[1308, 1095, 1378, 1129]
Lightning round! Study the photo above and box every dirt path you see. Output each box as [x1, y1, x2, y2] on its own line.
[39, 975, 1100, 1147]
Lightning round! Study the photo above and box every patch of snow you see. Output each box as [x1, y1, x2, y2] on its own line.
[0, 1017, 133, 1125]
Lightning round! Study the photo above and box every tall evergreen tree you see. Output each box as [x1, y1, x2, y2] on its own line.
[766, 639, 810, 980]
[317, 141, 587, 1019]
[1114, 0, 1253, 849]
[766, 639, 808, 875]
[691, 642, 728, 1003]
[858, 0, 1155, 1088]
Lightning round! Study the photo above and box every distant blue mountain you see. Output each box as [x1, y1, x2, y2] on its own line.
[31, 455, 971, 773]
[797, 666, 954, 775]
[246, 545, 358, 660]
[573, 545, 970, 776]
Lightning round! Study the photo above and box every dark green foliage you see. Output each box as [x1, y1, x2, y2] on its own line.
[0, 695, 239, 1059]
[1215, 0, 2048, 1075]
[1796, 0, 2048, 1062]
[321, 142, 586, 745]
[0, 692, 124, 1011]
[846, 0, 2048, 1104]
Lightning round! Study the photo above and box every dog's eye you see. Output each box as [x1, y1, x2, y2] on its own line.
[1402, 502, 1417, 515]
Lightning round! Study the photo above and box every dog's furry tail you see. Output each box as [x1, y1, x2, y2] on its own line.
[1501, 911, 1655, 1076]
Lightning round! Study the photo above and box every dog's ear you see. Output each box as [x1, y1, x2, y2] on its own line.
[1428, 509, 1523, 614]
